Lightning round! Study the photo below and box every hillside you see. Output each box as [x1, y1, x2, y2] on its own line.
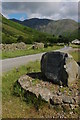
[38, 19, 78, 35]
[2, 16, 52, 44]
[2, 15, 80, 44]
[11, 18, 79, 37]
[10, 18, 52, 29]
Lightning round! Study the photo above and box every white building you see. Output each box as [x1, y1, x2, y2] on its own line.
[72, 39, 80, 45]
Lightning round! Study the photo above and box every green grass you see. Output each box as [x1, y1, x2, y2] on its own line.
[69, 50, 80, 62]
[70, 44, 80, 48]
[69, 44, 80, 62]
[2, 61, 57, 118]
[2, 61, 41, 118]
[2, 45, 63, 59]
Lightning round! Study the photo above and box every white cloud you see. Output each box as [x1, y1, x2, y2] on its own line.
[2, 0, 79, 2]
[2, 2, 78, 21]
[20, 16, 25, 21]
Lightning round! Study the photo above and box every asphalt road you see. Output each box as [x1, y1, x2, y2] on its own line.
[2, 53, 44, 73]
[1, 46, 72, 73]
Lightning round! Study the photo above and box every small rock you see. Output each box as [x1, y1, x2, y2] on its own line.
[70, 104, 79, 110]
[50, 96, 62, 105]
[57, 92, 62, 96]
[62, 95, 73, 104]
[69, 111, 73, 115]
[16, 67, 19, 72]
[62, 104, 71, 112]
[73, 96, 80, 104]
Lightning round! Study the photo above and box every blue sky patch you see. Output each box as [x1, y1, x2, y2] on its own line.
[8, 13, 27, 21]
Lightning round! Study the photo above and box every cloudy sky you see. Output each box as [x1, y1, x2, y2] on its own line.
[1, 0, 79, 2]
[2, 2, 79, 22]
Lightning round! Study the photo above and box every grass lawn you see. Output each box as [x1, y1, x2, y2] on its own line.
[2, 45, 63, 59]
[2, 61, 58, 118]
[70, 44, 80, 48]
[2, 50, 80, 118]
[2, 61, 40, 118]
[69, 50, 80, 62]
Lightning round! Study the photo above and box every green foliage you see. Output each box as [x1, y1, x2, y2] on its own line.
[2, 33, 17, 44]
[44, 43, 49, 48]
[13, 81, 23, 97]
[62, 27, 80, 41]
[17, 35, 24, 43]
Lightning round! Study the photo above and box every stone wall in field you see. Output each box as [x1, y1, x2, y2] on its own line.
[2, 42, 27, 51]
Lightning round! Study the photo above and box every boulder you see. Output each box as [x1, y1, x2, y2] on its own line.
[41, 51, 80, 86]
[17, 74, 79, 110]
[32, 42, 44, 49]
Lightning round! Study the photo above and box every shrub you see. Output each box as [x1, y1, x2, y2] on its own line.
[17, 35, 24, 43]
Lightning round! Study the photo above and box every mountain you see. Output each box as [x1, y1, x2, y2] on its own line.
[38, 19, 78, 35]
[11, 18, 52, 29]
[2, 15, 52, 44]
[9, 18, 21, 24]
[10, 18, 78, 37]
[2, 14, 80, 44]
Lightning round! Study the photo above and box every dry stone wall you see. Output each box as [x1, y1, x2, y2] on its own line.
[2, 42, 27, 51]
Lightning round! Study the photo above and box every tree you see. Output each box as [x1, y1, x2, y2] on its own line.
[17, 36, 24, 43]
[53, 34, 55, 37]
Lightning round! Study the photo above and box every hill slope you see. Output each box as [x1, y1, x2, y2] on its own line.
[10, 18, 52, 29]
[11, 18, 78, 36]
[2, 15, 80, 44]
[2, 16, 52, 44]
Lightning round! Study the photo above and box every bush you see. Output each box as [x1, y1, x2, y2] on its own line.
[25, 38, 33, 44]
[44, 43, 48, 48]
[17, 35, 24, 43]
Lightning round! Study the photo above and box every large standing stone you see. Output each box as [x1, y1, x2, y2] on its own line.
[41, 51, 80, 86]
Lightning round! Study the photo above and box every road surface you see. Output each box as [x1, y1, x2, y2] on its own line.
[1, 46, 72, 73]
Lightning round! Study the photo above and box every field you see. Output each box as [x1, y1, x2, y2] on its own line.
[70, 51, 80, 62]
[2, 50, 80, 118]
[69, 46, 80, 62]
[2, 45, 63, 59]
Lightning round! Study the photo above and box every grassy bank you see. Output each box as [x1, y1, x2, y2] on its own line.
[2, 61, 41, 118]
[70, 44, 80, 48]
[2, 45, 63, 59]
[69, 50, 80, 62]
[2, 61, 58, 118]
